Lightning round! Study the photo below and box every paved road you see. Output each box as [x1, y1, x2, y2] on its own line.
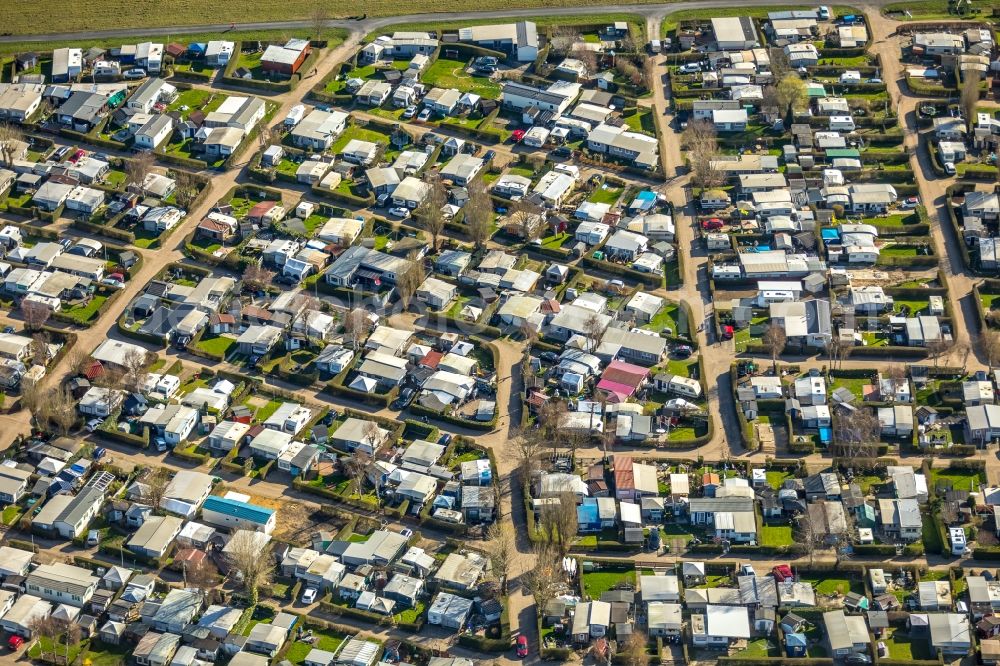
[0, 0, 903, 44]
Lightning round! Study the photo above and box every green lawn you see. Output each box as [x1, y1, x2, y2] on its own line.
[252, 398, 284, 423]
[734, 639, 780, 658]
[29, 636, 84, 663]
[829, 375, 872, 399]
[583, 569, 635, 599]
[285, 629, 347, 664]
[422, 57, 501, 98]
[194, 334, 236, 357]
[800, 576, 856, 596]
[2, 504, 23, 526]
[62, 294, 108, 324]
[665, 357, 698, 377]
[393, 600, 426, 624]
[884, 628, 934, 660]
[982, 292, 1000, 313]
[643, 303, 680, 335]
[589, 184, 623, 205]
[331, 124, 390, 154]
[622, 107, 656, 136]
[759, 524, 794, 547]
[880, 245, 922, 257]
[167, 88, 227, 119]
[927, 467, 984, 493]
[766, 470, 792, 490]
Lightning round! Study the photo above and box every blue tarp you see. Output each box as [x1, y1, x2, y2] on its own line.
[818, 427, 831, 443]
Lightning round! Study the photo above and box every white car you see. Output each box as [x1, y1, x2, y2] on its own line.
[388, 207, 411, 219]
[123, 68, 146, 79]
[678, 63, 701, 74]
[944, 162, 956, 175]
[301, 587, 318, 604]
[417, 108, 432, 122]
[401, 105, 417, 119]
[85, 418, 104, 433]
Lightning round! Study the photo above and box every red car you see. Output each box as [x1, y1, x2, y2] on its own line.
[772, 564, 794, 582]
[8, 635, 23, 651]
[701, 218, 724, 231]
[511, 129, 526, 142]
[722, 325, 734, 340]
[68, 149, 86, 164]
[516, 635, 528, 658]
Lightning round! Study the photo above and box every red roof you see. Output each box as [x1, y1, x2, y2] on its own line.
[541, 299, 561, 314]
[199, 218, 232, 233]
[210, 313, 235, 325]
[174, 548, 207, 566]
[613, 455, 635, 491]
[702, 472, 720, 485]
[421, 350, 443, 369]
[600, 360, 649, 390]
[247, 424, 265, 438]
[248, 201, 278, 219]
[84, 360, 104, 380]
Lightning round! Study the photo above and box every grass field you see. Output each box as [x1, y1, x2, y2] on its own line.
[662, 5, 856, 35]
[623, 107, 656, 136]
[422, 57, 501, 98]
[0, 2, 656, 38]
[583, 569, 635, 599]
[62, 295, 108, 324]
[331, 124, 389, 154]
[759, 524, 794, 547]
[883, 0, 996, 19]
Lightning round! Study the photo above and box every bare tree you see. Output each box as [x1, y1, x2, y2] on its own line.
[141, 467, 171, 513]
[523, 542, 562, 611]
[826, 336, 853, 370]
[982, 328, 1000, 370]
[92, 367, 124, 417]
[569, 47, 598, 77]
[926, 337, 953, 368]
[242, 263, 275, 292]
[830, 406, 881, 461]
[310, 7, 329, 41]
[29, 332, 48, 368]
[226, 528, 275, 607]
[19, 381, 46, 428]
[125, 151, 156, 189]
[47, 387, 77, 436]
[344, 449, 371, 494]
[615, 59, 643, 87]
[795, 510, 823, 567]
[465, 179, 493, 251]
[28, 616, 57, 658]
[540, 491, 578, 557]
[881, 364, 907, 402]
[514, 428, 543, 489]
[0, 123, 25, 167]
[21, 300, 51, 331]
[172, 170, 201, 210]
[682, 120, 722, 189]
[583, 313, 607, 353]
[416, 175, 447, 252]
[184, 557, 220, 602]
[121, 348, 152, 394]
[395, 255, 425, 310]
[537, 399, 568, 442]
[768, 46, 791, 80]
[292, 294, 323, 349]
[762, 324, 786, 372]
[961, 71, 981, 128]
[485, 521, 516, 594]
[343, 307, 372, 351]
[257, 124, 273, 150]
[549, 27, 583, 55]
[362, 420, 385, 456]
[623, 630, 650, 666]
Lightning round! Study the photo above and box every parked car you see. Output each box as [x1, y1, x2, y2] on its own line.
[900, 196, 920, 209]
[438, 433, 453, 445]
[944, 162, 956, 175]
[417, 108, 432, 122]
[511, 129, 526, 142]
[8, 636, 23, 651]
[402, 105, 417, 119]
[539, 351, 559, 363]
[86, 530, 100, 546]
[391, 387, 416, 410]
[68, 149, 86, 164]
[845, 655, 871, 665]
[400, 528, 413, 538]
[53, 146, 71, 161]
[516, 635, 529, 658]
[85, 418, 104, 433]
[551, 146, 572, 158]
[123, 68, 146, 79]
[388, 207, 411, 219]
[2, 326, 13, 334]
[701, 218, 724, 231]
[672, 345, 693, 358]
[301, 587, 318, 604]
[678, 63, 702, 74]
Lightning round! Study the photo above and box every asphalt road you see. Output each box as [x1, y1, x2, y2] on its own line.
[0, 0, 901, 44]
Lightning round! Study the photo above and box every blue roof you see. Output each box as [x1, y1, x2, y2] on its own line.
[188, 43, 207, 53]
[818, 427, 831, 443]
[577, 502, 599, 524]
[203, 495, 275, 523]
[635, 190, 656, 201]
[786, 633, 807, 647]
